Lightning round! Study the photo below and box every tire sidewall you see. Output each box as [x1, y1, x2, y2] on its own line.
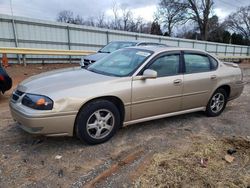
[206, 88, 227, 117]
[76, 100, 121, 144]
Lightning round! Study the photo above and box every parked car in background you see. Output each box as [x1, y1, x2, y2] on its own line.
[10, 46, 244, 145]
[81, 40, 168, 66]
[0, 64, 12, 94]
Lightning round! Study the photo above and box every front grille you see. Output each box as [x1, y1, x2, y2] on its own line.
[12, 90, 24, 102]
[12, 94, 19, 101]
[15, 90, 24, 96]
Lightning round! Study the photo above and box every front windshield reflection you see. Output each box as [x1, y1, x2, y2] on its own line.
[87, 48, 153, 77]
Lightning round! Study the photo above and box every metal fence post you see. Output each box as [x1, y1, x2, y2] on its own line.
[205, 43, 208, 51]
[135, 34, 138, 40]
[225, 45, 227, 56]
[67, 26, 71, 63]
[215, 44, 218, 55]
[22, 54, 26, 67]
[11, 18, 21, 64]
[106, 31, 109, 44]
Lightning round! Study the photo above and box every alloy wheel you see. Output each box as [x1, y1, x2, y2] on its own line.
[210, 93, 225, 113]
[86, 109, 115, 139]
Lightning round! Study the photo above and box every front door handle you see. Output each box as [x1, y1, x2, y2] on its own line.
[211, 75, 217, 80]
[173, 79, 182, 85]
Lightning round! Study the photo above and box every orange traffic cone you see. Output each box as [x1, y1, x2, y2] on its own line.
[2, 53, 9, 68]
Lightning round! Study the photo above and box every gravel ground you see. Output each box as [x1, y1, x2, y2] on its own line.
[0, 64, 249, 187]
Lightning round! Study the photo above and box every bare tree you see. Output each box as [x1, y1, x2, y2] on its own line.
[151, 20, 163, 35]
[186, 0, 214, 40]
[57, 10, 84, 25]
[157, 0, 187, 36]
[140, 22, 152, 34]
[83, 16, 96, 27]
[56, 4, 150, 34]
[111, 1, 122, 30]
[155, 0, 215, 40]
[74, 15, 84, 25]
[225, 5, 250, 41]
[96, 12, 106, 28]
[109, 2, 145, 32]
[121, 7, 133, 31]
[57, 10, 74, 23]
[129, 16, 143, 32]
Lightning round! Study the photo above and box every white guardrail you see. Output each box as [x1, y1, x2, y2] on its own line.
[0, 47, 249, 67]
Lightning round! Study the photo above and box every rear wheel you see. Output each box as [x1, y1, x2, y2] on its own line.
[76, 100, 121, 145]
[205, 88, 227, 117]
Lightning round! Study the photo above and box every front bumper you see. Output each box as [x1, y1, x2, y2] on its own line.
[10, 101, 76, 136]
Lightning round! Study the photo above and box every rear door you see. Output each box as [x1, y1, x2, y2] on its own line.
[182, 52, 218, 110]
[131, 52, 183, 120]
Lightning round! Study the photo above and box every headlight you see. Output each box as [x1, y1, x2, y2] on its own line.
[22, 94, 53, 110]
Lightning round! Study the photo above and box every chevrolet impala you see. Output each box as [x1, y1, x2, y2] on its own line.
[10, 46, 245, 144]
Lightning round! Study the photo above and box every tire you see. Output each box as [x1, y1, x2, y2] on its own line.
[76, 100, 121, 145]
[205, 88, 227, 117]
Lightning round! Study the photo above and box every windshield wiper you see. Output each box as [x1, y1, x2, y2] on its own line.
[87, 68, 119, 77]
[98, 50, 110, 53]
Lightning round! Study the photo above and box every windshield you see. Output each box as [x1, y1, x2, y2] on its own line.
[99, 41, 137, 53]
[87, 48, 153, 77]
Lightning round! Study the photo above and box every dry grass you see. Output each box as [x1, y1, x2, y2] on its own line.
[135, 137, 250, 188]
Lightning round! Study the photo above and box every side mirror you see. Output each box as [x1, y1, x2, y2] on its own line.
[142, 69, 157, 79]
[80, 57, 85, 67]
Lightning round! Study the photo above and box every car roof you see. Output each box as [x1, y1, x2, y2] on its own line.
[109, 40, 167, 45]
[126, 45, 208, 54]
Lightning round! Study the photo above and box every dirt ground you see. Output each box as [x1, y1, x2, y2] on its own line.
[0, 63, 250, 188]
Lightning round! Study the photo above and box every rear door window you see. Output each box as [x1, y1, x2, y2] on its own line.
[184, 54, 211, 73]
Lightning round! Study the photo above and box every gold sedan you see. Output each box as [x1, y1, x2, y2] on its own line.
[10, 46, 245, 144]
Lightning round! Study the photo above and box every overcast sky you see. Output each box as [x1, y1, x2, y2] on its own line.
[0, 0, 249, 23]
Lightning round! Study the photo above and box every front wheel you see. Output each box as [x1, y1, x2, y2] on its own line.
[205, 88, 227, 117]
[76, 100, 121, 145]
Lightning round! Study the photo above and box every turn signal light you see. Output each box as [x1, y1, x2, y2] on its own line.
[36, 98, 46, 106]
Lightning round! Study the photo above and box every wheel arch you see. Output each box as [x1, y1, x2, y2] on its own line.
[73, 95, 125, 136]
[206, 84, 231, 107]
[216, 85, 231, 98]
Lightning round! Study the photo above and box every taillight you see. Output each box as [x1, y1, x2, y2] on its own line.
[0, 75, 4, 81]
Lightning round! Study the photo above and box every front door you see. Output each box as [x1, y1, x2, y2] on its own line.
[131, 53, 183, 120]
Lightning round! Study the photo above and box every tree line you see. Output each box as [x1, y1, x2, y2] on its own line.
[56, 0, 250, 45]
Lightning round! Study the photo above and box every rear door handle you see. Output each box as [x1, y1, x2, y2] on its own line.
[173, 79, 182, 85]
[210, 75, 217, 80]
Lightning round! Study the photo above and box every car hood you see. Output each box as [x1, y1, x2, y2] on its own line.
[17, 67, 116, 94]
[84, 52, 109, 62]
